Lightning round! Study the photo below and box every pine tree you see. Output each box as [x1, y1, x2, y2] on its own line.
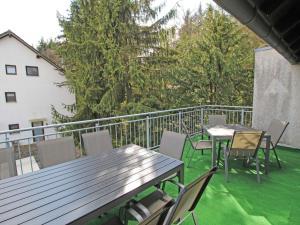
[53, 0, 176, 122]
[169, 5, 264, 107]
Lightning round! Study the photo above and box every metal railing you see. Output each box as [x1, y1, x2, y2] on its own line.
[0, 105, 252, 175]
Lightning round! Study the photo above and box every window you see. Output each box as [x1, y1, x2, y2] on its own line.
[26, 66, 39, 76]
[32, 121, 45, 142]
[5, 92, 16, 102]
[9, 124, 20, 134]
[5, 65, 17, 75]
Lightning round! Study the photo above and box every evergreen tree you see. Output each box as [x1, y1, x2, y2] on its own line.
[37, 38, 61, 66]
[169, 6, 264, 107]
[53, 0, 176, 122]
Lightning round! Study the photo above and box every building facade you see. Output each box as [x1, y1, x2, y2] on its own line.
[0, 30, 75, 145]
[253, 47, 300, 148]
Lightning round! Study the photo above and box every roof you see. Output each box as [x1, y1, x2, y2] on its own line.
[213, 0, 300, 64]
[0, 30, 62, 70]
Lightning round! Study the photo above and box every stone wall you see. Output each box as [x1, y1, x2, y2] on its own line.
[253, 47, 300, 148]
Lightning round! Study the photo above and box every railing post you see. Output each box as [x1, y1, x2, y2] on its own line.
[146, 116, 150, 149]
[241, 108, 245, 125]
[201, 107, 204, 125]
[178, 111, 182, 133]
[5, 133, 10, 148]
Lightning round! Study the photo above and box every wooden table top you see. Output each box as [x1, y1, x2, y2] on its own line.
[0, 144, 183, 225]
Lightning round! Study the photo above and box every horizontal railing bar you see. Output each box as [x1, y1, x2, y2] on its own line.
[0, 105, 251, 135]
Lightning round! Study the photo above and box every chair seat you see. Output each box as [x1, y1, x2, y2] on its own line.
[137, 190, 173, 214]
[101, 216, 124, 225]
[192, 140, 212, 150]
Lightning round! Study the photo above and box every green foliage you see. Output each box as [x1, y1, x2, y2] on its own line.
[37, 38, 61, 66]
[54, 0, 176, 122]
[53, 2, 264, 123]
[168, 6, 264, 107]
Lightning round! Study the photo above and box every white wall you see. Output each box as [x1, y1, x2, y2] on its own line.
[252, 47, 300, 148]
[0, 35, 75, 144]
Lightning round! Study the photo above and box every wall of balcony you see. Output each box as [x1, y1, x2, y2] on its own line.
[253, 47, 300, 148]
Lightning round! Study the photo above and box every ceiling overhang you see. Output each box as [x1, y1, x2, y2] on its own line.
[213, 0, 300, 64]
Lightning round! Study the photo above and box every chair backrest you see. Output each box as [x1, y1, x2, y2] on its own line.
[82, 130, 113, 155]
[267, 119, 289, 148]
[37, 136, 76, 168]
[230, 131, 264, 156]
[208, 115, 226, 126]
[181, 121, 195, 146]
[0, 147, 17, 179]
[159, 131, 186, 160]
[163, 167, 217, 225]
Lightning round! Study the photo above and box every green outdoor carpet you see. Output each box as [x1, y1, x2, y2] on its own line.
[87, 142, 300, 225]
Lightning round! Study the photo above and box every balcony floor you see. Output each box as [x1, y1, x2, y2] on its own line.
[88, 142, 300, 225]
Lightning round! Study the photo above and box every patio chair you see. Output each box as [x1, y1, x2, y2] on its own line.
[82, 129, 113, 155]
[207, 114, 229, 160]
[37, 136, 76, 168]
[129, 166, 217, 225]
[159, 130, 187, 190]
[260, 119, 289, 168]
[0, 147, 17, 179]
[181, 121, 212, 168]
[102, 167, 217, 225]
[223, 131, 264, 183]
[208, 114, 226, 127]
[159, 130, 187, 161]
[101, 191, 173, 225]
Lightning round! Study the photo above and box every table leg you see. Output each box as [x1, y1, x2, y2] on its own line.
[212, 136, 217, 167]
[265, 136, 271, 175]
[178, 165, 184, 184]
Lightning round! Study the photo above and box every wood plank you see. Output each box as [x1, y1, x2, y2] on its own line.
[0, 146, 149, 195]
[0, 144, 142, 187]
[47, 162, 183, 225]
[0, 145, 184, 225]
[0, 153, 161, 213]
[4, 158, 178, 224]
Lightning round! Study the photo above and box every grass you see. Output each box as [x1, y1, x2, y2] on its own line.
[87, 140, 300, 225]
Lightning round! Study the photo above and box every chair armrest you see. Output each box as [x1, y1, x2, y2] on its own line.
[127, 207, 144, 223]
[163, 179, 185, 190]
[127, 199, 151, 218]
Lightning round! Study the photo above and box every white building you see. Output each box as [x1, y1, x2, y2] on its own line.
[0, 30, 75, 145]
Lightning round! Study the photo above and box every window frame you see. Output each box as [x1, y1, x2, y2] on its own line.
[26, 66, 39, 76]
[8, 124, 20, 134]
[5, 65, 17, 75]
[5, 92, 17, 103]
[32, 121, 45, 142]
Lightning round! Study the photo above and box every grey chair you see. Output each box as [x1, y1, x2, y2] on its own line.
[158, 130, 186, 190]
[223, 131, 264, 183]
[102, 190, 173, 225]
[37, 136, 76, 168]
[208, 114, 226, 127]
[0, 147, 17, 179]
[82, 130, 113, 155]
[260, 119, 289, 168]
[159, 130, 187, 161]
[115, 167, 217, 225]
[181, 122, 212, 168]
[101, 167, 217, 225]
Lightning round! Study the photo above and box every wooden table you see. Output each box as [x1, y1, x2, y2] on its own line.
[206, 124, 271, 174]
[0, 144, 184, 225]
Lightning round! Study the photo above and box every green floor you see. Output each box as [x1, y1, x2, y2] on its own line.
[88, 142, 300, 225]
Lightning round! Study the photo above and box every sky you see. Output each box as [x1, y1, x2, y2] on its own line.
[0, 0, 214, 47]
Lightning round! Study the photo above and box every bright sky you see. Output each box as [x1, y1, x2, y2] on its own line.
[0, 0, 214, 47]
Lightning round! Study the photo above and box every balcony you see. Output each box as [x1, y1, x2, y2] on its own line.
[0, 105, 299, 225]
